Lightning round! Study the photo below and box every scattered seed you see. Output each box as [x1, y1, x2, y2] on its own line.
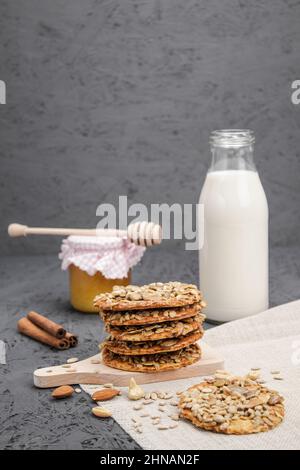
[91, 358, 101, 364]
[273, 376, 284, 381]
[150, 392, 158, 400]
[164, 393, 173, 399]
[75, 387, 82, 394]
[144, 392, 151, 400]
[61, 364, 71, 368]
[158, 425, 169, 430]
[176, 391, 183, 396]
[131, 417, 140, 423]
[67, 357, 79, 364]
[158, 401, 166, 406]
[257, 379, 266, 384]
[103, 383, 113, 388]
[143, 399, 152, 405]
[170, 400, 178, 406]
[140, 413, 149, 418]
[271, 370, 281, 375]
[170, 414, 180, 421]
[251, 367, 261, 371]
[92, 406, 112, 418]
[158, 407, 166, 413]
[169, 423, 178, 429]
[134, 404, 143, 410]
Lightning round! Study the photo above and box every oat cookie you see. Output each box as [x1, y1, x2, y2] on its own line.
[106, 314, 204, 342]
[102, 343, 201, 372]
[102, 328, 203, 355]
[94, 282, 202, 311]
[179, 374, 284, 435]
[100, 304, 205, 326]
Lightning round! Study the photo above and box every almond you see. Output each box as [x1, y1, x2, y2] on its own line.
[92, 388, 120, 401]
[51, 385, 74, 399]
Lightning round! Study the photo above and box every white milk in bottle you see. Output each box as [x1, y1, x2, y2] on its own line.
[199, 130, 268, 323]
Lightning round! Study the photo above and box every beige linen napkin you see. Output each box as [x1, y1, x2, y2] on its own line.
[81, 300, 300, 450]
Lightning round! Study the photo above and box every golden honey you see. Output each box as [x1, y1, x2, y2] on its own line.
[69, 264, 131, 313]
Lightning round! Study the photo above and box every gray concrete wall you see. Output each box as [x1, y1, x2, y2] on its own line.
[0, 0, 299, 255]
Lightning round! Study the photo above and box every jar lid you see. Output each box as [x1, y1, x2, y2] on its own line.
[59, 236, 146, 278]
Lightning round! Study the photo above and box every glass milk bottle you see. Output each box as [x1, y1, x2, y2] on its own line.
[199, 130, 269, 323]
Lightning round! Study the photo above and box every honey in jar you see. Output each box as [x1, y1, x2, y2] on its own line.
[68, 264, 131, 313]
[59, 236, 145, 313]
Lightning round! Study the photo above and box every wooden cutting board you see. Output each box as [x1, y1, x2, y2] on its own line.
[34, 341, 224, 388]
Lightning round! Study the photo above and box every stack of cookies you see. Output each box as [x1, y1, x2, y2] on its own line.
[94, 281, 206, 373]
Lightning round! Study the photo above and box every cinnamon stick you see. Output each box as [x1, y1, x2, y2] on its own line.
[17, 317, 69, 350]
[27, 310, 66, 339]
[65, 332, 78, 347]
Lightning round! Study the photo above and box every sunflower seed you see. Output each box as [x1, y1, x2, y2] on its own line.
[164, 393, 173, 399]
[131, 417, 140, 424]
[91, 358, 101, 364]
[67, 357, 79, 364]
[103, 383, 114, 388]
[170, 414, 180, 421]
[143, 399, 152, 405]
[75, 387, 82, 394]
[134, 404, 143, 410]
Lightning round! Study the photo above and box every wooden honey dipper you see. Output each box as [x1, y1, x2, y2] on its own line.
[8, 221, 162, 247]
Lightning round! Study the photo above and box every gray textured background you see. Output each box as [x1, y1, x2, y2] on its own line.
[0, 0, 300, 257]
[0, 0, 300, 451]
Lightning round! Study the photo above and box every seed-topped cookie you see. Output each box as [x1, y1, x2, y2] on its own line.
[179, 372, 284, 435]
[94, 281, 206, 374]
[102, 343, 201, 372]
[100, 303, 206, 326]
[94, 282, 202, 311]
[102, 328, 203, 355]
[106, 314, 204, 342]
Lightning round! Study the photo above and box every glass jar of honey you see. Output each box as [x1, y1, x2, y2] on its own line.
[59, 236, 145, 313]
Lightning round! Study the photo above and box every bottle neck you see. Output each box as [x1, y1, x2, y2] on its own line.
[209, 144, 256, 172]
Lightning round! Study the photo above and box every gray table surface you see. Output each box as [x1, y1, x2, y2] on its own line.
[0, 245, 299, 450]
